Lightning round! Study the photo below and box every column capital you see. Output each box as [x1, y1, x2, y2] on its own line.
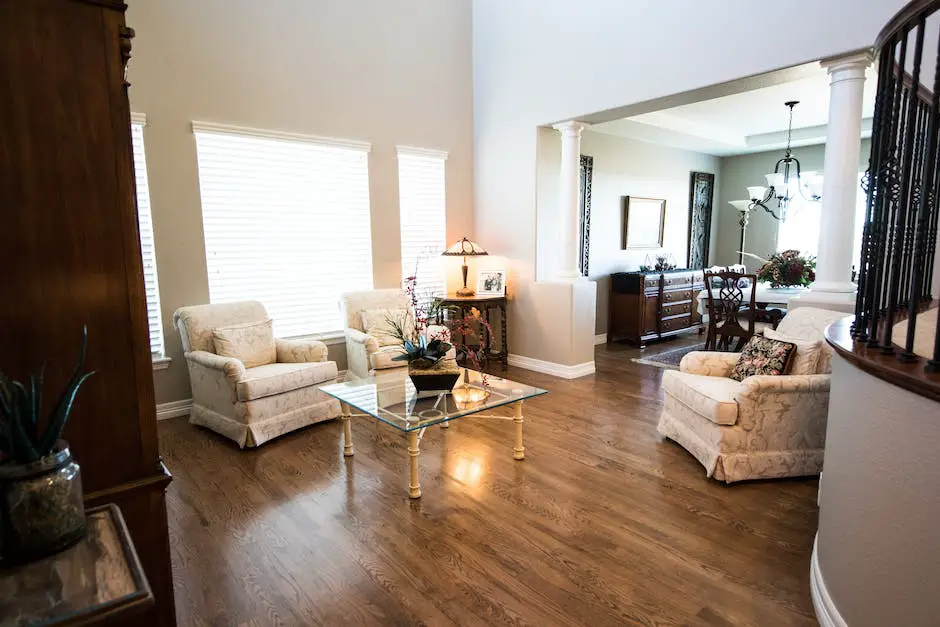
[820, 50, 873, 81]
[552, 120, 589, 137]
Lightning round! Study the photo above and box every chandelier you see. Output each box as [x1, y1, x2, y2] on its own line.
[730, 101, 824, 223]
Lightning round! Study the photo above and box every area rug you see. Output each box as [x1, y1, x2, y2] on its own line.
[632, 343, 707, 370]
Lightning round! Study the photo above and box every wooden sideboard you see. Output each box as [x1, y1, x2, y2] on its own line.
[608, 269, 705, 347]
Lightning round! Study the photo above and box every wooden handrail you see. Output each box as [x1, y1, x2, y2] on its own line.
[875, 0, 940, 49]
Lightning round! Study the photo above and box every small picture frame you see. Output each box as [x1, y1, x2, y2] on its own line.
[476, 270, 506, 296]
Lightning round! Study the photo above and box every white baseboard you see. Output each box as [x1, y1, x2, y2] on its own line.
[156, 399, 192, 420]
[594, 333, 607, 345]
[811, 535, 847, 627]
[508, 354, 595, 379]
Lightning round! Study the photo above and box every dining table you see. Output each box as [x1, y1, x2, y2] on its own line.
[695, 283, 807, 316]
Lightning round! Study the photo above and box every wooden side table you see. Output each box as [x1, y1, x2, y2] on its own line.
[0, 504, 153, 626]
[436, 294, 508, 368]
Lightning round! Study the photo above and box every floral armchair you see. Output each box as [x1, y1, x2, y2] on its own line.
[174, 301, 341, 448]
[657, 307, 848, 482]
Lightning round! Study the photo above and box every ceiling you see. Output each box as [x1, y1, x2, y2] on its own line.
[592, 65, 878, 157]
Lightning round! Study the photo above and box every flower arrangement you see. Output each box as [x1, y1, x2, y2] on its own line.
[639, 253, 677, 273]
[754, 250, 816, 288]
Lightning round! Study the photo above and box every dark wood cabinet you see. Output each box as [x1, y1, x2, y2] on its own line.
[0, 1, 175, 625]
[608, 270, 704, 347]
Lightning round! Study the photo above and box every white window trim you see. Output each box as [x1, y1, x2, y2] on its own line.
[396, 145, 448, 160]
[191, 121, 371, 152]
[152, 356, 172, 370]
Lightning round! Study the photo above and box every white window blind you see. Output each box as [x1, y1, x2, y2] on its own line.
[193, 123, 374, 338]
[130, 117, 165, 357]
[397, 147, 447, 299]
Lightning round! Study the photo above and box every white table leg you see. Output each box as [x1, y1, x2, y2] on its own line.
[408, 430, 421, 498]
[513, 400, 525, 460]
[342, 402, 354, 457]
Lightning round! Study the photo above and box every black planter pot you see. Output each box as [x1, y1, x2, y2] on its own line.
[0, 440, 86, 562]
[408, 359, 461, 393]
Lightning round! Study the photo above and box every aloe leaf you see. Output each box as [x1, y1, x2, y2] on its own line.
[39, 370, 94, 456]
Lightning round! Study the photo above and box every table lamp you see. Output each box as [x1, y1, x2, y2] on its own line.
[441, 237, 488, 296]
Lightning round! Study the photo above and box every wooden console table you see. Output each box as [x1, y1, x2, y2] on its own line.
[436, 294, 508, 368]
[0, 504, 153, 626]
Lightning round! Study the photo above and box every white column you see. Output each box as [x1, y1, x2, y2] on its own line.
[791, 52, 871, 312]
[552, 120, 588, 279]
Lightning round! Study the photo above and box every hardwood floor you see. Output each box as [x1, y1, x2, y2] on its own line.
[158, 338, 820, 626]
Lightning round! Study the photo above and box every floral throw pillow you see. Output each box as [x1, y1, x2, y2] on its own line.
[729, 335, 797, 382]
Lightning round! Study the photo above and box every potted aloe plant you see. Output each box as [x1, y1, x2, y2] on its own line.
[0, 326, 95, 561]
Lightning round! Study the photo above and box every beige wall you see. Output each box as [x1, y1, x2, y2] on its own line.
[126, 0, 473, 404]
[714, 139, 871, 271]
[816, 355, 940, 626]
[536, 128, 721, 334]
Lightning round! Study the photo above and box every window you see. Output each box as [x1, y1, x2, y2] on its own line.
[193, 123, 374, 338]
[776, 173, 867, 272]
[397, 147, 447, 298]
[130, 115, 165, 358]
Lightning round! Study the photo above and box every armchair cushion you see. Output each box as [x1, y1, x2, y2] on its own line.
[662, 370, 744, 426]
[360, 308, 413, 347]
[369, 345, 407, 371]
[275, 338, 328, 363]
[729, 335, 796, 381]
[212, 318, 276, 368]
[236, 361, 339, 402]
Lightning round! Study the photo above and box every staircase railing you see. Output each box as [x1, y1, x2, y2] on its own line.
[854, 0, 940, 376]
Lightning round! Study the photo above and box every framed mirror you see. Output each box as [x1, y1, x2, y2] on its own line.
[622, 196, 665, 249]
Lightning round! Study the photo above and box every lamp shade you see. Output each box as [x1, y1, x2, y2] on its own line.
[729, 200, 751, 212]
[746, 186, 767, 202]
[442, 237, 488, 257]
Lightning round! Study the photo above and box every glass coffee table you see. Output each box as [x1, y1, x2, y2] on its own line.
[320, 369, 547, 499]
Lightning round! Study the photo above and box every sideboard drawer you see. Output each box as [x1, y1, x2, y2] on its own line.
[661, 288, 693, 304]
[663, 274, 692, 288]
[661, 301, 692, 318]
[661, 314, 693, 334]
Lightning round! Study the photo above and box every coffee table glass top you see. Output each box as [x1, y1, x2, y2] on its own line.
[320, 369, 547, 432]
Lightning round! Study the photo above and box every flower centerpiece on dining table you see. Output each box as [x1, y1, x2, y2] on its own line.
[754, 249, 816, 288]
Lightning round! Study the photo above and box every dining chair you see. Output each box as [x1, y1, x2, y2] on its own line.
[703, 270, 758, 351]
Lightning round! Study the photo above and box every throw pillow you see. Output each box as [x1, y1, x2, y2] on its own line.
[212, 318, 276, 368]
[361, 308, 413, 347]
[763, 328, 823, 375]
[729, 335, 797, 382]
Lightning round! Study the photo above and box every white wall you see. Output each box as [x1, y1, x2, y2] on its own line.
[537, 129, 721, 333]
[472, 0, 906, 361]
[127, 0, 473, 404]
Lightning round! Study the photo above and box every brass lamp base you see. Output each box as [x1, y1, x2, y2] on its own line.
[456, 286, 475, 297]
[456, 261, 474, 296]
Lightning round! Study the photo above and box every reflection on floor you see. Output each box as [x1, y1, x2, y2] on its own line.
[158, 335, 820, 626]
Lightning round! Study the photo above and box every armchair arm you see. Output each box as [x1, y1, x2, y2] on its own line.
[184, 350, 246, 383]
[734, 374, 831, 432]
[276, 338, 328, 363]
[345, 328, 379, 352]
[679, 351, 739, 377]
[345, 328, 380, 378]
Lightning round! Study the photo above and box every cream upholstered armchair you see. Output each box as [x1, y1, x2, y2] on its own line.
[340, 289, 455, 379]
[174, 301, 341, 448]
[657, 307, 848, 483]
